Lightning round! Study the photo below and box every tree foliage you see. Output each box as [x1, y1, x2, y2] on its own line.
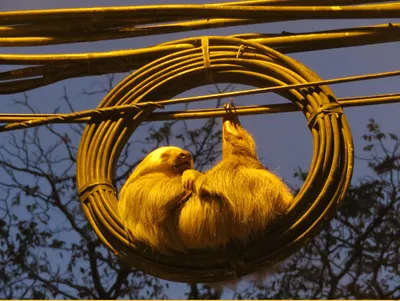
[0, 77, 399, 299]
[0, 79, 227, 299]
[237, 118, 400, 299]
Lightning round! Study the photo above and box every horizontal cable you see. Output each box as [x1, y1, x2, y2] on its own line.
[2, 23, 399, 63]
[1, 2, 399, 24]
[0, 23, 399, 95]
[148, 69, 400, 106]
[1, 90, 399, 133]
[0, 1, 397, 46]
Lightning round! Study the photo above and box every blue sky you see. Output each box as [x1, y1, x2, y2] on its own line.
[1, 0, 399, 298]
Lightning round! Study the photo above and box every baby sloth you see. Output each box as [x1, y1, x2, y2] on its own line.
[118, 146, 194, 253]
[178, 102, 294, 248]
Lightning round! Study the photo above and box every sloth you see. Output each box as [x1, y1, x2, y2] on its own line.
[118, 102, 294, 253]
[178, 102, 294, 249]
[118, 146, 193, 253]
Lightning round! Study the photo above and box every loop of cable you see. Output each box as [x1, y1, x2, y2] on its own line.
[76, 36, 354, 283]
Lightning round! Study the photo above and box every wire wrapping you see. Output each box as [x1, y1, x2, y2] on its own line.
[76, 36, 354, 283]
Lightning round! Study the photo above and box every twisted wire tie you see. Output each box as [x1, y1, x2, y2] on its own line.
[236, 45, 246, 58]
[78, 180, 116, 204]
[307, 102, 343, 129]
[201, 37, 214, 84]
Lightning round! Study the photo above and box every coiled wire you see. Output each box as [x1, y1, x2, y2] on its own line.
[76, 36, 354, 283]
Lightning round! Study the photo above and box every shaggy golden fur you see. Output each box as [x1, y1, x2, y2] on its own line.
[178, 105, 293, 248]
[118, 146, 193, 253]
[119, 104, 293, 254]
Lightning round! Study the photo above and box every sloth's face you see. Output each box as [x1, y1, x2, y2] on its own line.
[171, 150, 194, 173]
[158, 148, 194, 174]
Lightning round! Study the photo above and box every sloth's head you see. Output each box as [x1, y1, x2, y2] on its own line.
[137, 146, 194, 176]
